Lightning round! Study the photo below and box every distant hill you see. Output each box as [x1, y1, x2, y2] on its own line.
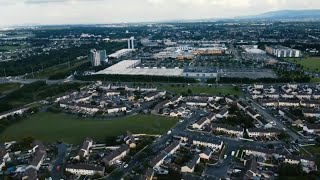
[238, 9, 320, 20]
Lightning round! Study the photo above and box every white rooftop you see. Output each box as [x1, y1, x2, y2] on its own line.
[108, 49, 135, 58]
[96, 60, 183, 77]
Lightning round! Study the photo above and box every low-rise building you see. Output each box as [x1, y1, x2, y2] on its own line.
[124, 131, 136, 148]
[237, 101, 249, 111]
[192, 117, 210, 130]
[199, 147, 212, 160]
[278, 100, 300, 107]
[65, 164, 105, 176]
[284, 155, 317, 173]
[77, 138, 93, 160]
[302, 109, 320, 118]
[187, 137, 224, 150]
[144, 91, 166, 102]
[23, 168, 38, 180]
[107, 106, 127, 114]
[246, 128, 281, 138]
[243, 158, 258, 180]
[215, 108, 229, 119]
[244, 147, 284, 160]
[301, 100, 320, 108]
[181, 155, 200, 173]
[0, 144, 10, 170]
[264, 93, 280, 99]
[260, 100, 279, 107]
[246, 107, 260, 119]
[186, 99, 208, 107]
[102, 145, 130, 166]
[0, 107, 29, 120]
[105, 91, 121, 97]
[225, 96, 238, 104]
[296, 93, 312, 100]
[164, 141, 180, 155]
[143, 168, 155, 180]
[279, 110, 303, 126]
[149, 152, 167, 168]
[27, 141, 47, 171]
[303, 124, 320, 135]
[212, 124, 244, 137]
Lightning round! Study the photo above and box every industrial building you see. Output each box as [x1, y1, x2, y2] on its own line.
[95, 60, 219, 79]
[128, 37, 135, 49]
[108, 49, 135, 59]
[96, 60, 184, 77]
[266, 45, 301, 58]
[153, 47, 195, 60]
[153, 44, 229, 60]
[108, 37, 136, 59]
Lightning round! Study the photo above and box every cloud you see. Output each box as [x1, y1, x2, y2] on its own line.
[0, 0, 320, 26]
[25, 0, 68, 4]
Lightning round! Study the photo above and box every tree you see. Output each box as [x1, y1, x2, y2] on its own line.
[187, 89, 192, 94]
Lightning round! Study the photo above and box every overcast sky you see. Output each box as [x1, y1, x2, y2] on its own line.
[0, 0, 319, 26]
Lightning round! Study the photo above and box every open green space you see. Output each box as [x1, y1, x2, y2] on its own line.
[0, 83, 21, 94]
[0, 112, 177, 144]
[311, 78, 320, 83]
[0, 45, 23, 51]
[304, 145, 320, 168]
[26, 58, 87, 79]
[284, 57, 320, 73]
[158, 85, 243, 96]
[0, 81, 81, 113]
[304, 145, 320, 154]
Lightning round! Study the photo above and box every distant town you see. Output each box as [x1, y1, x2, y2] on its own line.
[0, 20, 320, 180]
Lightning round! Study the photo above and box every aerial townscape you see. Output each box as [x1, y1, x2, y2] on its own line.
[1, 1, 320, 180]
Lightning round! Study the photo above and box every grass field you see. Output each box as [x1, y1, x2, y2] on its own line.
[311, 78, 320, 83]
[0, 45, 22, 51]
[26, 59, 87, 79]
[304, 145, 320, 154]
[284, 57, 320, 73]
[304, 145, 320, 167]
[0, 112, 177, 144]
[0, 83, 21, 94]
[158, 85, 243, 96]
[0, 45, 27, 51]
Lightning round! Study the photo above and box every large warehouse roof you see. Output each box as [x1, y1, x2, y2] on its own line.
[95, 60, 184, 77]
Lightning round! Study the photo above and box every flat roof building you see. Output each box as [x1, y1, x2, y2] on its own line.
[96, 60, 184, 77]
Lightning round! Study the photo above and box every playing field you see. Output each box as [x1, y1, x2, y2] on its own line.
[285, 57, 320, 73]
[158, 85, 243, 96]
[0, 112, 177, 144]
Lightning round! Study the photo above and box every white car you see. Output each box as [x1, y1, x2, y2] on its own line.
[123, 164, 128, 168]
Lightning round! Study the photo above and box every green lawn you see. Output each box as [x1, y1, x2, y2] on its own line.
[311, 78, 320, 83]
[284, 57, 320, 73]
[304, 145, 320, 155]
[158, 85, 243, 96]
[0, 45, 22, 51]
[0, 83, 21, 94]
[26, 59, 87, 79]
[0, 112, 177, 144]
[304, 145, 320, 167]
